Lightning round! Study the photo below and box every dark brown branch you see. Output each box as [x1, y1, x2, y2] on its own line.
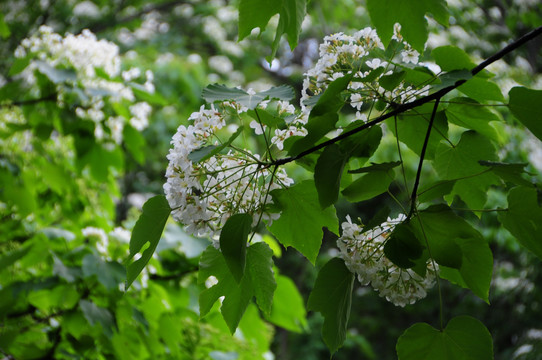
[2, 93, 57, 108]
[272, 25, 542, 167]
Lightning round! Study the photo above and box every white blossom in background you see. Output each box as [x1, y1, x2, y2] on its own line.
[13, 25, 153, 144]
[164, 99, 294, 241]
[301, 26, 432, 119]
[337, 214, 438, 307]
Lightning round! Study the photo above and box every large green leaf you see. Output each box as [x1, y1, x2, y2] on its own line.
[445, 98, 501, 141]
[479, 161, 533, 188]
[396, 316, 493, 360]
[342, 169, 395, 203]
[387, 106, 448, 160]
[432, 46, 477, 72]
[307, 258, 355, 355]
[79, 300, 115, 337]
[269, 180, 339, 263]
[198, 242, 276, 333]
[126, 196, 171, 288]
[509, 87, 542, 141]
[219, 213, 253, 283]
[414, 205, 492, 302]
[82, 253, 125, 290]
[384, 223, 424, 269]
[238, 0, 307, 60]
[314, 144, 347, 208]
[367, 0, 448, 51]
[202, 84, 294, 109]
[500, 186, 542, 260]
[434, 131, 499, 211]
[267, 274, 307, 332]
[457, 77, 504, 103]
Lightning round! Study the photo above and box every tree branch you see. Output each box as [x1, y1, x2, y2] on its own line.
[272, 25, 542, 167]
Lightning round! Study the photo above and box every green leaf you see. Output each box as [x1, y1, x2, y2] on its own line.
[0, 244, 32, 269]
[82, 254, 126, 290]
[0, 13, 10, 39]
[479, 161, 533, 187]
[432, 70, 472, 92]
[432, 46, 477, 72]
[79, 300, 115, 337]
[387, 106, 448, 160]
[367, 0, 448, 51]
[384, 224, 424, 269]
[202, 84, 294, 109]
[188, 126, 243, 163]
[123, 124, 145, 164]
[289, 74, 353, 156]
[238, 0, 281, 40]
[307, 258, 355, 355]
[396, 316, 493, 360]
[220, 214, 253, 283]
[268, 0, 308, 60]
[269, 180, 339, 263]
[501, 186, 542, 260]
[457, 77, 504, 102]
[267, 274, 307, 332]
[413, 205, 492, 302]
[434, 131, 499, 211]
[131, 83, 168, 106]
[348, 161, 401, 174]
[417, 180, 455, 203]
[247, 108, 283, 127]
[198, 243, 276, 333]
[34, 60, 77, 83]
[509, 87, 542, 141]
[445, 98, 501, 141]
[126, 196, 171, 288]
[379, 71, 406, 92]
[342, 169, 395, 203]
[314, 144, 347, 208]
[8, 57, 31, 76]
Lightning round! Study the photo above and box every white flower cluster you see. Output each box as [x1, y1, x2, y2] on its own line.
[14, 25, 153, 143]
[337, 214, 438, 307]
[164, 103, 293, 240]
[302, 26, 428, 120]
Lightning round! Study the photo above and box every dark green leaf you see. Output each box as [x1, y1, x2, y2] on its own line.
[342, 170, 395, 203]
[458, 77, 504, 102]
[238, 0, 281, 40]
[198, 243, 276, 333]
[0, 13, 10, 39]
[387, 106, 448, 160]
[82, 254, 126, 290]
[188, 126, 243, 163]
[268, 0, 308, 60]
[79, 300, 115, 337]
[220, 213, 253, 283]
[379, 71, 406, 92]
[396, 316, 493, 360]
[479, 161, 533, 187]
[314, 144, 347, 208]
[247, 108, 283, 127]
[501, 186, 542, 260]
[348, 161, 401, 174]
[509, 87, 542, 141]
[9, 57, 30, 76]
[413, 205, 492, 302]
[307, 258, 354, 355]
[417, 180, 455, 203]
[289, 74, 353, 156]
[367, 0, 448, 51]
[384, 224, 424, 268]
[269, 180, 339, 263]
[445, 98, 501, 141]
[0, 244, 32, 269]
[431, 70, 472, 92]
[126, 196, 171, 288]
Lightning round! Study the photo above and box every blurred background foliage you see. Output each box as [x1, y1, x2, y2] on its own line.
[1, 0, 542, 359]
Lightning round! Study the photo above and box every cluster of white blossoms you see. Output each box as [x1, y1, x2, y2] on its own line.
[14, 25, 153, 143]
[337, 214, 438, 307]
[302, 26, 429, 121]
[164, 101, 294, 240]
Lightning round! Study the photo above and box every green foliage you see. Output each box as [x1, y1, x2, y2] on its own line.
[219, 213, 253, 283]
[367, 0, 449, 51]
[198, 243, 276, 333]
[396, 316, 493, 360]
[269, 180, 339, 263]
[509, 86, 542, 141]
[126, 196, 171, 288]
[307, 258, 355, 355]
[202, 84, 295, 109]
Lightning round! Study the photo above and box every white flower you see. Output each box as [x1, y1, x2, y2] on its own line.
[337, 214, 437, 306]
[249, 120, 266, 135]
[350, 93, 363, 110]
